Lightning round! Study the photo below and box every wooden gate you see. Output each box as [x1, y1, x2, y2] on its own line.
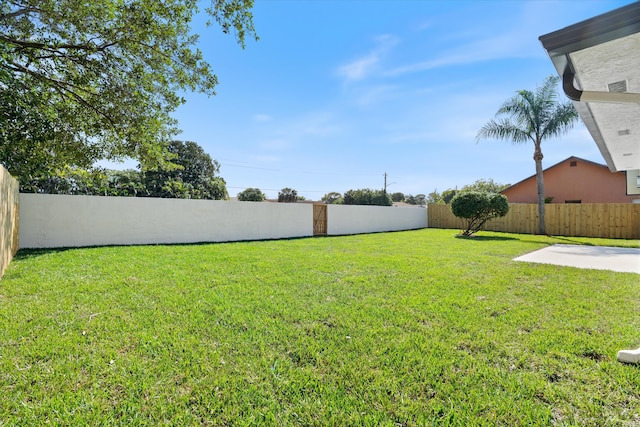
[313, 203, 327, 236]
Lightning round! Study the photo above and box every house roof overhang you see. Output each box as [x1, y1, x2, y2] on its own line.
[539, 2, 640, 173]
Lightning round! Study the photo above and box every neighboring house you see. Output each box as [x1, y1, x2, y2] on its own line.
[501, 156, 637, 204]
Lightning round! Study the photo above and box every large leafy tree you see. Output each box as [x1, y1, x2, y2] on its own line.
[143, 140, 227, 199]
[0, 77, 88, 181]
[477, 76, 578, 234]
[0, 0, 256, 182]
[20, 140, 228, 199]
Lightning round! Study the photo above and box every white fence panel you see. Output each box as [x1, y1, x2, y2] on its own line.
[19, 194, 313, 248]
[327, 205, 427, 236]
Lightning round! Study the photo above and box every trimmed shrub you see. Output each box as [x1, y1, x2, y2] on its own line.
[451, 191, 509, 236]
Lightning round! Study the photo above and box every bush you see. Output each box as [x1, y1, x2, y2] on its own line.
[278, 187, 298, 203]
[237, 187, 266, 202]
[451, 191, 509, 236]
[343, 189, 392, 206]
[403, 194, 426, 206]
[321, 192, 343, 204]
[390, 192, 405, 202]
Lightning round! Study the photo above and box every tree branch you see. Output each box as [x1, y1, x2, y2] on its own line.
[0, 35, 120, 53]
[0, 6, 39, 21]
[6, 61, 118, 128]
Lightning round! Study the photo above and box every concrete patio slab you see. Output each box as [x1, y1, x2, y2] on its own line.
[513, 244, 640, 274]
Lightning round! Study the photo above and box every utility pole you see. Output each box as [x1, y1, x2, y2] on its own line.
[383, 172, 396, 194]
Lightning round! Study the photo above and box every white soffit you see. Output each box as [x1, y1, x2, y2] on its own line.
[569, 32, 640, 171]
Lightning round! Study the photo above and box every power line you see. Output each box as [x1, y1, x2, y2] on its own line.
[220, 159, 391, 196]
[221, 163, 282, 172]
[219, 159, 380, 176]
[227, 186, 334, 194]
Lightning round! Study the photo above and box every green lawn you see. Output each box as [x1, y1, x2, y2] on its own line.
[1, 229, 639, 425]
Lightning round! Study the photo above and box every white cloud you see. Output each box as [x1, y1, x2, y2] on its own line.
[337, 53, 379, 82]
[336, 34, 399, 82]
[253, 113, 272, 122]
[386, 32, 538, 77]
[383, 1, 561, 79]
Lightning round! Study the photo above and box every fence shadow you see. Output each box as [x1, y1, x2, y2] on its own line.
[13, 247, 77, 260]
[13, 235, 321, 261]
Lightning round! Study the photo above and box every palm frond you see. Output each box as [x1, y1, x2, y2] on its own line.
[479, 75, 577, 145]
[476, 119, 531, 144]
[537, 76, 560, 107]
[541, 100, 579, 139]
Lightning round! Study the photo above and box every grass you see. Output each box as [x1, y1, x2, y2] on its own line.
[1, 229, 639, 426]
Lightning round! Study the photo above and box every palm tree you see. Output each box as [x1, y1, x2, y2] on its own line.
[477, 76, 579, 235]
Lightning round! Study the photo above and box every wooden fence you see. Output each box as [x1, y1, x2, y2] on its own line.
[428, 203, 640, 239]
[313, 203, 327, 236]
[0, 165, 19, 278]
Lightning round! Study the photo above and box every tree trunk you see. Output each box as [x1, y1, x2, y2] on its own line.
[533, 142, 545, 235]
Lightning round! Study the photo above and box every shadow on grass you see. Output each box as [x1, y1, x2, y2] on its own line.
[548, 236, 595, 246]
[454, 235, 518, 242]
[12, 235, 318, 261]
[453, 232, 627, 247]
[13, 247, 75, 260]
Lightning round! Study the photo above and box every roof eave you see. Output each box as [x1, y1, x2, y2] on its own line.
[539, 2, 640, 56]
[538, 2, 640, 174]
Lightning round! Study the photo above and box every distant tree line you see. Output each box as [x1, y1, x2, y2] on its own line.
[425, 179, 509, 204]
[317, 179, 509, 207]
[343, 189, 392, 206]
[18, 141, 228, 200]
[237, 187, 392, 206]
[389, 192, 427, 206]
[320, 189, 392, 206]
[235, 187, 306, 202]
[236, 179, 509, 207]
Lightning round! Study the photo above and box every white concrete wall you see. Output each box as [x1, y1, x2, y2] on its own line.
[18, 195, 429, 249]
[19, 194, 313, 248]
[327, 205, 427, 236]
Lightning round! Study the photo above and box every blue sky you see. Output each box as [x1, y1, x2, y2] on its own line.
[170, 0, 634, 200]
